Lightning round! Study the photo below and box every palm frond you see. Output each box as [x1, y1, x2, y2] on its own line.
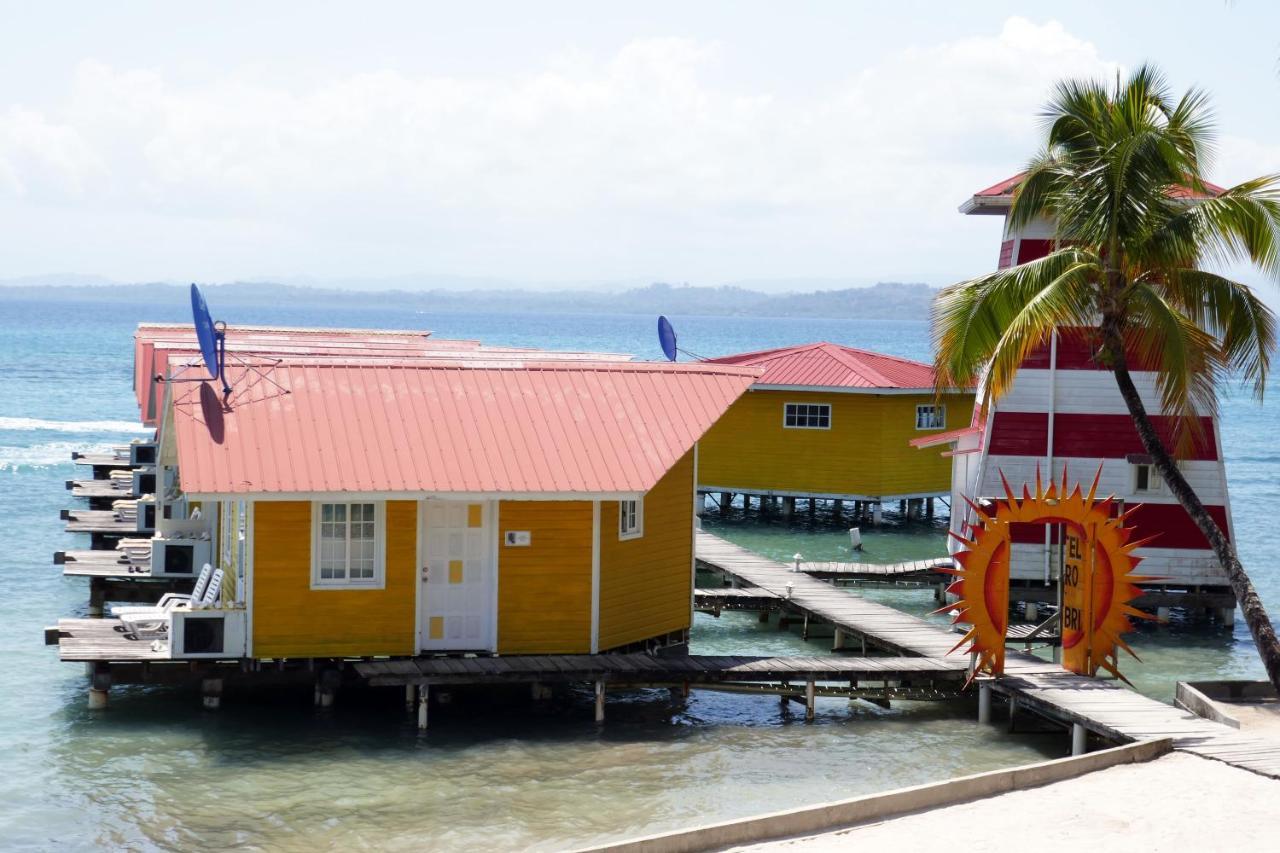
[1157, 269, 1276, 399]
[1124, 282, 1225, 431]
[933, 248, 1100, 408]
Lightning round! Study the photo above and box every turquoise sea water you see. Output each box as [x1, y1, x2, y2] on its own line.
[1, 296, 1277, 849]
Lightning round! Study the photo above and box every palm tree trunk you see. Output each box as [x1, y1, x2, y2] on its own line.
[1102, 326, 1280, 691]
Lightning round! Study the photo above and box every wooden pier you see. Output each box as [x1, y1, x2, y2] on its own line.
[798, 557, 951, 584]
[695, 530, 1280, 778]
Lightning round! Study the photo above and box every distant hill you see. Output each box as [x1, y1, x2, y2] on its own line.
[0, 279, 939, 320]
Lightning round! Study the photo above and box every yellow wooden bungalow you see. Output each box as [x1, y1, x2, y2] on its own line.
[697, 342, 974, 515]
[150, 356, 758, 662]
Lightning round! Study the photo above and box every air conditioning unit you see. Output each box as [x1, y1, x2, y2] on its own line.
[136, 497, 156, 533]
[129, 442, 158, 466]
[150, 537, 212, 578]
[132, 467, 157, 497]
[168, 609, 246, 659]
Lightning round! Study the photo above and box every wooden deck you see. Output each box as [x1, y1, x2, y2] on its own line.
[67, 478, 137, 500]
[61, 509, 146, 536]
[51, 619, 169, 662]
[55, 549, 140, 578]
[695, 530, 1280, 778]
[71, 452, 133, 470]
[355, 653, 969, 687]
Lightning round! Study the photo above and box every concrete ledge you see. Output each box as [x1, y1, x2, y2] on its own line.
[579, 738, 1172, 853]
[1176, 680, 1278, 729]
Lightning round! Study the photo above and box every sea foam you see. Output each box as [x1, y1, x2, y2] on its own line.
[0, 416, 147, 434]
[0, 441, 120, 472]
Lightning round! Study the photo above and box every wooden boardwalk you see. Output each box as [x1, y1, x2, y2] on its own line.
[355, 653, 970, 687]
[799, 557, 951, 582]
[694, 587, 784, 613]
[695, 530, 1280, 778]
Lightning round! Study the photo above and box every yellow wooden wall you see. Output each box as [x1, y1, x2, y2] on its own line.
[697, 389, 973, 496]
[251, 500, 417, 658]
[496, 500, 593, 653]
[598, 450, 694, 650]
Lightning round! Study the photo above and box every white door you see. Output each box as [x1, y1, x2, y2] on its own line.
[419, 500, 495, 651]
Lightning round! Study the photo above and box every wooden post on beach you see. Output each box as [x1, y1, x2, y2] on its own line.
[417, 684, 430, 730]
[805, 680, 816, 721]
[594, 680, 606, 723]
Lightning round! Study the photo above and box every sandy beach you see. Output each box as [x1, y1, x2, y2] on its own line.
[739, 752, 1280, 851]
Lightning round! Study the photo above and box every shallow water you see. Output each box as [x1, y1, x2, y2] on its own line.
[1, 297, 1276, 849]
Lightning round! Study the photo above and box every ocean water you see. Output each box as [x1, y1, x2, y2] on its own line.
[1, 296, 1277, 849]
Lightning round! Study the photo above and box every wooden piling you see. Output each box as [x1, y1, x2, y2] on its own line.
[805, 680, 816, 721]
[417, 683, 430, 730]
[88, 663, 111, 710]
[594, 680, 606, 723]
[202, 677, 223, 711]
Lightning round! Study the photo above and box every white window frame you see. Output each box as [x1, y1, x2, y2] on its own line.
[311, 500, 386, 590]
[783, 402, 832, 430]
[1132, 463, 1163, 495]
[619, 498, 644, 541]
[915, 404, 946, 430]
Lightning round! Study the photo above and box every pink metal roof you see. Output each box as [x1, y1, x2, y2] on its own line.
[909, 425, 981, 448]
[705, 342, 937, 391]
[170, 360, 759, 495]
[134, 323, 630, 426]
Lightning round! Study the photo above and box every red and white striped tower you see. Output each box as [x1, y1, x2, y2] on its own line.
[918, 174, 1237, 621]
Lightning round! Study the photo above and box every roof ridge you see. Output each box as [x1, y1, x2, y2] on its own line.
[816, 342, 896, 387]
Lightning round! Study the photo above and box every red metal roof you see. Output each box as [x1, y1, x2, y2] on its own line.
[705, 342, 937, 391]
[964, 171, 1225, 213]
[170, 360, 759, 496]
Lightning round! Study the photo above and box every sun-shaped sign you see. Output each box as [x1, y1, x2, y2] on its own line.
[943, 466, 1154, 681]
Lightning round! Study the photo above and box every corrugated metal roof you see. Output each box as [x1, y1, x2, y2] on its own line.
[965, 171, 1225, 211]
[705, 342, 936, 391]
[135, 323, 632, 426]
[170, 360, 759, 496]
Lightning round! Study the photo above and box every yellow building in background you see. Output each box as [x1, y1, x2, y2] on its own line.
[698, 343, 973, 509]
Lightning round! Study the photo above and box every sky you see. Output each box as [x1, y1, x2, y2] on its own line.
[3, 1, 1280, 292]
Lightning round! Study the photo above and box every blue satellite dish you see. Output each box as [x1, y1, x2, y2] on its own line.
[190, 283, 220, 380]
[657, 315, 678, 362]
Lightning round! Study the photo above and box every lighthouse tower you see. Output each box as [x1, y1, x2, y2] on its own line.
[915, 174, 1237, 620]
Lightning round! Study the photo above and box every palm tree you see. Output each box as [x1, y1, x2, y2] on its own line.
[933, 64, 1280, 689]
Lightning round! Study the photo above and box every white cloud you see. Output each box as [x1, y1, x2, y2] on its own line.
[0, 18, 1181, 283]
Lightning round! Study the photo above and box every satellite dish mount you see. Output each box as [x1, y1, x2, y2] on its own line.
[190, 283, 233, 400]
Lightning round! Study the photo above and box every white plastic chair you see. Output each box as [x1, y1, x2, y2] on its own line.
[119, 568, 222, 637]
[111, 563, 213, 619]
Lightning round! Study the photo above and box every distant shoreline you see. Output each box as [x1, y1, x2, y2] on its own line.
[0, 280, 939, 321]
